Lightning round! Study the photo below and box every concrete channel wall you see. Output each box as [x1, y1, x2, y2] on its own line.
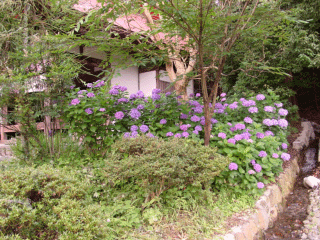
[216, 121, 316, 240]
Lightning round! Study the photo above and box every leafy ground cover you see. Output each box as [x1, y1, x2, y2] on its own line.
[2, 85, 296, 239]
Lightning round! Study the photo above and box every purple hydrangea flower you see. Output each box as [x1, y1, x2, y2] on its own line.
[227, 122, 232, 126]
[256, 94, 265, 101]
[109, 89, 119, 95]
[115, 111, 124, 119]
[131, 131, 138, 138]
[180, 113, 188, 119]
[257, 182, 265, 189]
[123, 132, 130, 138]
[281, 153, 290, 161]
[215, 109, 224, 114]
[118, 98, 129, 103]
[70, 85, 75, 89]
[130, 109, 141, 119]
[249, 107, 258, 113]
[140, 125, 149, 133]
[229, 103, 238, 109]
[235, 123, 246, 130]
[119, 86, 127, 92]
[229, 163, 238, 170]
[272, 119, 279, 126]
[272, 153, 279, 158]
[263, 119, 273, 127]
[174, 133, 181, 138]
[191, 115, 200, 122]
[196, 93, 201, 97]
[234, 134, 243, 141]
[136, 90, 144, 98]
[193, 130, 199, 135]
[218, 132, 226, 139]
[166, 92, 171, 97]
[265, 131, 274, 136]
[99, 108, 106, 112]
[228, 138, 236, 144]
[247, 139, 254, 143]
[248, 170, 255, 175]
[189, 93, 194, 98]
[241, 132, 251, 140]
[220, 93, 226, 97]
[275, 102, 283, 108]
[278, 108, 288, 116]
[264, 106, 274, 112]
[282, 143, 288, 149]
[256, 132, 265, 139]
[166, 132, 174, 137]
[85, 108, 93, 114]
[278, 119, 288, 128]
[152, 94, 161, 101]
[195, 125, 202, 131]
[152, 88, 161, 94]
[240, 98, 246, 102]
[242, 100, 256, 107]
[259, 151, 267, 158]
[230, 127, 236, 132]
[87, 83, 93, 88]
[129, 94, 137, 100]
[160, 119, 167, 124]
[254, 164, 262, 173]
[137, 104, 144, 110]
[87, 92, 95, 98]
[194, 107, 203, 114]
[221, 98, 226, 102]
[250, 160, 256, 165]
[147, 133, 155, 138]
[211, 118, 218, 124]
[180, 124, 189, 131]
[244, 117, 253, 124]
[130, 125, 138, 132]
[182, 132, 189, 138]
[70, 98, 80, 105]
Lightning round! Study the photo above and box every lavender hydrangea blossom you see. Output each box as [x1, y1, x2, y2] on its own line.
[70, 98, 80, 105]
[195, 125, 202, 131]
[278, 108, 288, 116]
[264, 106, 274, 112]
[152, 88, 161, 94]
[174, 133, 181, 138]
[281, 143, 288, 149]
[182, 132, 189, 138]
[229, 162, 238, 170]
[129, 109, 141, 119]
[140, 125, 149, 133]
[259, 151, 267, 157]
[254, 164, 262, 173]
[228, 138, 236, 144]
[263, 119, 273, 127]
[256, 132, 264, 139]
[115, 111, 124, 119]
[257, 182, 265, 189]
[109, 89, 119, 95]
[130, 125, 138, 132]
[160, 119, 167, 124]
[99, 108, 106, 112]
[166, 132, 174, 137]
[191, 115, 200, 122]
[235, 123, 245, 130]
[180, 113, 188, 119]
[87, 92, 95, 98]
[218, 132, 227, 139]
[272, 153, 279, 158]
[118, 98, 128, 103]
[281, 153, 290, 161]
[136, 90, 144, 98]
[137, 104, 144, 110]
[234, 134, 243, 141]
[180, 124, 189, 131]
[244, 117, 253, 124]
[274, 102, 283, 108]
[265, 131, 274, 136]
[248, 107, 258, 113]
[85, 108, 93, 114]
[278, 119, 288, 128]
[256, 94, 265, 100]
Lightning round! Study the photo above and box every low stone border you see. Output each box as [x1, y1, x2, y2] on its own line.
[215, 121, 315, 240]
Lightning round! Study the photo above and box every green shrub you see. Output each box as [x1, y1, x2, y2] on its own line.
[0, 165, 115, 239]
[103, 135, 230, 203]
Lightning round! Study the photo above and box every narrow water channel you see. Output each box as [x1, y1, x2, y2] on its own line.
[262, 139, 319, 240]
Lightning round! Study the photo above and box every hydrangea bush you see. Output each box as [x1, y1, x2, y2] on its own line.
[64, 81, 292, 192]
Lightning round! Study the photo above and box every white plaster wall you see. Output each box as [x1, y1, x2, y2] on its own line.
[111, 66, 139, 96]
[187, 79, 194, 96]
[139, 71, 157, 96]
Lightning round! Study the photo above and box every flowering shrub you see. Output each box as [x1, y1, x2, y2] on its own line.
[64, 82, 292, 193]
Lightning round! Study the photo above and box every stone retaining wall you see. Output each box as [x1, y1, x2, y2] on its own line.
[216, 121, 315, 240]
